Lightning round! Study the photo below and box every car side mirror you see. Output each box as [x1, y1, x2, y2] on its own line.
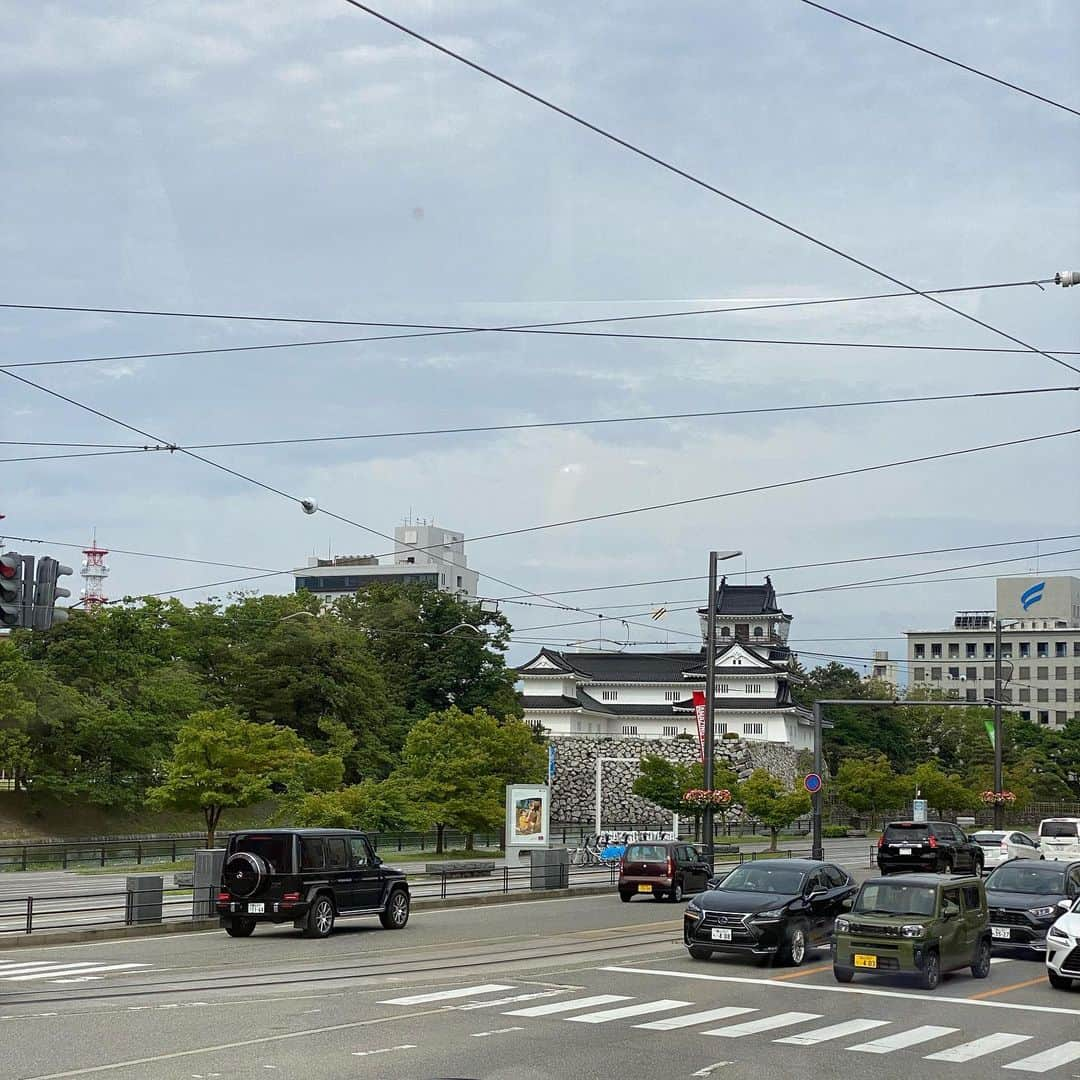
[840, 897, 854, 911]
[1058, 899, 1072, 912]
[943, 901, 960, 919]
[806, 890, 826, 903]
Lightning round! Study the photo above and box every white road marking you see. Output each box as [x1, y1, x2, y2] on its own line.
[991, 957, 1014, 964]
[3, 963, 148, 981]
[691, 1065, 734, 1077]
[568, 999, 692, 1024]
[775, 1018, 890, 1044]
[470, 1027, 524, 1038]
[454, 990, 568, 1010]
[637, 1006, 756, 1031]
[706, 1012, 821, 1038]
[925, 1032, 1032, 1062]
[1004, 1043, 1080, 1073]
[602, 966, 1080, 1018]
[350, 1044, 417, 1058]
[848, 1025, 959, 1054]
[378, 983, 513, 1005]
[505, 994, 630, 1017]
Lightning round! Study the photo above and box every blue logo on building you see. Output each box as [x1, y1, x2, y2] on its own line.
[1020, 581, 1045, 611]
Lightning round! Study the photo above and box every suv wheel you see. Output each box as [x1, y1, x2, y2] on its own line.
[1048, 970, 1073, 990]
[833, 965, 854, 983]
[971, 938, 991, 979]
[379, 889, 410, 930]
[669, 882, 684, 904]
[224, 917, 256, 938]
[781, 926, 807, 967]
[302, 895, 336, 939]
[973, 854, 984, 875]
[619, 890, 633, 903]
[919, 949, 941, 990]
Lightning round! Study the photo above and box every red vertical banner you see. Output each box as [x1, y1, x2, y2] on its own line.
[692, 690, 706, 763]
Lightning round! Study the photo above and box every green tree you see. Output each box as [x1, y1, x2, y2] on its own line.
[148, 709, 343, 846]
[632, 756, 703, 815]
[737, 770, 812, 851]
[831, 752, 910, 828]
[337, 585, 522, 725]
[394, 706, 545, 853]
[904, 761, 979, 818]
[290, 779, 412, 832]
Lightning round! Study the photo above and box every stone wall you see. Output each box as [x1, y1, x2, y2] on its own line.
[548, 735, 798, 825]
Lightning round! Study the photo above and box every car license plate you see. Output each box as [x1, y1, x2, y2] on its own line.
[637, 884, 653, 893]
[247, 902, 265, 914]
[711, 928, 733, 941]
[854, 954, 877, 969]
[899, 847, 912, 855]
[991, 926, 1011, 940]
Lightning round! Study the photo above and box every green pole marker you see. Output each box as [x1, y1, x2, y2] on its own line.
[984, 719, 996, 748]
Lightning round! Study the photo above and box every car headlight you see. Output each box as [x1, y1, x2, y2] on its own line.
[752, 907, 786, 920]
[901, 924, 927, 938]
[685, 900, 702, 914]
[1047, 925, 1070, 943]
[834, 917, 850, 933]
[1029, 906, 1057, 918]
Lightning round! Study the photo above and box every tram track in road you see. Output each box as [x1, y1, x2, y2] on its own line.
[0, 923, 683, 1009]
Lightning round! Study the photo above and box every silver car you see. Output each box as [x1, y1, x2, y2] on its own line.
[972, 830, 1042, 869]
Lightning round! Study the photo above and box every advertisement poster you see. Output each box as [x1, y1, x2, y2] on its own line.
[692, 690, 707, 762]
[506, 783, 550, 846]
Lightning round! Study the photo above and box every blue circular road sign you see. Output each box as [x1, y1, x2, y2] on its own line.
[804, 773, 823, 794]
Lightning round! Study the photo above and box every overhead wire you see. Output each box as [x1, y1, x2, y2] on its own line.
[799, 0, 1080, 120]
[339, 2, 1080, 378]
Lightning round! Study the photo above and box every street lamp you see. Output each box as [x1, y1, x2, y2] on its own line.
[277, 610, 318, 623]
[702, 548, 743, 870]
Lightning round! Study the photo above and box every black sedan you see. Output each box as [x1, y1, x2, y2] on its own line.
[683, 858, 856, 967]
[985, 858, 1080, 953]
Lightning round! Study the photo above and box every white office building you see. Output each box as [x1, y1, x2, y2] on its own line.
[293, 521, 479, 601]
[906, 576, 1080, 729]
[518, 577, 814, 749]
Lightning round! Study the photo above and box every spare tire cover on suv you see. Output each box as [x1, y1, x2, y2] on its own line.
[224, 851, 269, 898]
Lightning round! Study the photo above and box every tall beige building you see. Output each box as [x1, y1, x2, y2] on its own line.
[906, 576, 1080, 730]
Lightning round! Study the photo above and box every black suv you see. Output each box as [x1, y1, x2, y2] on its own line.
[216, 829, 411, 938]
[877, 821, 983, 877]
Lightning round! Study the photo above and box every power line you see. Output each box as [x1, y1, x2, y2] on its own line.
[5, 385, 1075, 462]
[800, 0, 1080, 120]
[340, 2, 1080, 379]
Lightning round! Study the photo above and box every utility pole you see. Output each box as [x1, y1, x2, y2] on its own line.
[811, 701, 824, 861]
[993, 618, 1004, 829]
[702, 550, 719, 870]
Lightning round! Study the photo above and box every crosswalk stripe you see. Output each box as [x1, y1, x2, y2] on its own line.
[1004, 1042, 1080, 1073]
[0, 962, 128, 977]
[990, 957, 1014, 964]
[4, 963, 148, 981]
[705, 1012, 822, 1038]
[637, 1007, 756, 1031]
[925, 1033, 1032, 1062]
[505, 995, 630, 1017]
[848, 1025, 959, 1054]
[568, 999, 692, 1024]
[775, 1018, 890, 1045]
[379, 984, 514, 1005]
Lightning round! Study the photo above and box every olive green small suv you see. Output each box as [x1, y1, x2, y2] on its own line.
[833, 874, 991, 990]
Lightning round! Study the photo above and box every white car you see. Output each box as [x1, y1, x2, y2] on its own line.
[972, 830, 1042, 869]
[1046, 896, 1080, 990]
[1039, 818, 1080, 862]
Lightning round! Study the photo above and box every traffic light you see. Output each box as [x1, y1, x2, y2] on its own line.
[31, 557, 73, 631]
[1, 551, 30, 629]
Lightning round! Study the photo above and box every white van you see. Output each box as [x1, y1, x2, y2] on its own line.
[1038, 818, 1080, 861]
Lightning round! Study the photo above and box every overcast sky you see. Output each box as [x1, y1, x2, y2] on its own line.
[3, 0, 1078, 673]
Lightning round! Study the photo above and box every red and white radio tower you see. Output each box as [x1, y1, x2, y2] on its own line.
[81, 531, 109, 613]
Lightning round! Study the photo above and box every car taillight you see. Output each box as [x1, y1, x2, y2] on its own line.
[1000, 842, 1009, 854]
[282, 892, 301, 904]
[928, 835, 937, 849]
[217, 892, 230, 903]
[666, 857, 674, 877]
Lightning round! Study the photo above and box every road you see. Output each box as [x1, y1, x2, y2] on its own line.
[0, 839, 878, 935]
[1, 880, 1076, 1080]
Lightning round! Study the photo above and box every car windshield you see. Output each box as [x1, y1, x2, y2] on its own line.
[625, 844, 669, 861]
[985, 864, 1066, 894]
[883, 824, 929, 842]
[1041, 822, 1079, 839]
[232, 834, 292, 873]
[854, 881, 936, 916]
[719, 865, 807, 894]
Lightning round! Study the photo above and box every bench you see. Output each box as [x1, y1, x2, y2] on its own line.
[173, 871, 194, 888]
[424, 861, 496, 878]
[714, 844, 740, 855]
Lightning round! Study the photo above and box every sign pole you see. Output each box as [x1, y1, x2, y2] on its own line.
[811, 701, 824, 861]
[702, 550, 719, 870]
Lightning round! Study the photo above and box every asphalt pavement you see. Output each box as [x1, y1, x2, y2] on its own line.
[0, 872, 1076, 1080]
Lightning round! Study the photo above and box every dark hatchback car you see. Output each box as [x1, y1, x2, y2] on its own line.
[877, 821, 983, 876]
[683, 859, 856, 966]
[619, 841, 712, 903]
[985, 858, 1080, 953]
[216, 828, 411, 939]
